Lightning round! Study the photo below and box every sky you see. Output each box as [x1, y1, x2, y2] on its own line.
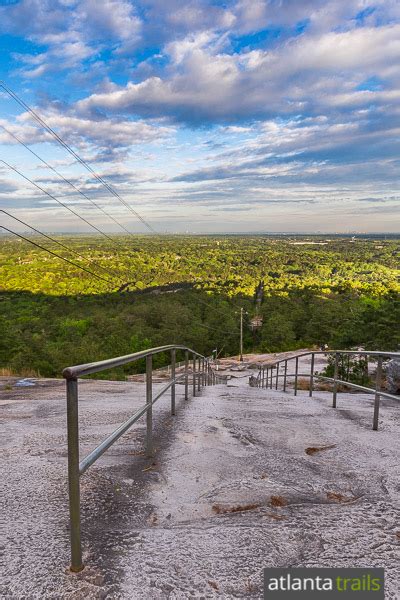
[0, 0, 399, 234]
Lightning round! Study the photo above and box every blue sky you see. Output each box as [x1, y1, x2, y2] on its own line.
[0, 0, 399, 233]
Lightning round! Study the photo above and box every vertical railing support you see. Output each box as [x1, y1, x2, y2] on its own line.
[373, 356, 382, 431]
[275, 363, 279, 390]
[333, 352, 339, 408]
[283, 360, 287, 392]
[146, 354, 153, 455]
[66, 378, 83, 573]
[192, 354, 196, 397]
[270, 366, 273, 389]
[309, 353, 315, 397]
[184, 350, 189, 400]
[197, 357, 201, 392]
[294, 357, 299, 396]
[171, 349, 176, 415]
[262, 367, 265, 388]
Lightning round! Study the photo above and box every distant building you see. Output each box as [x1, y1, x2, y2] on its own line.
[250, 315, 263, 330]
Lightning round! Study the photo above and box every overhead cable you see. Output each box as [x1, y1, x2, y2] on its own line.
[1, 225, 116, 287]
[1, 209, 124, 282]
[0, 81, 156, 233]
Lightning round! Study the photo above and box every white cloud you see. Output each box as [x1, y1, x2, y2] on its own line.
[233, 0, 269, 34]
[75, 23, 400, 123]
[166, 31, 218, 64]
[0, 110, 174, 163]
[75, 0, 141, 42]
[1, 0, 400, 232]
[0, 0, 142, 77]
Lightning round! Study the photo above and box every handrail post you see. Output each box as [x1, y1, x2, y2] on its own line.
[283, 360, 287, 392]
[192, 354, 196, 396]
[262, 367, 265, 388]
[184, 350, 189, 400]
[275, 363, 279, 390]
[373, 356, 382, 431]
[66, 378, 83, 572]
[146, 354, 153, 455]
[270, 366, 273, 389]
[171, 349, 176, 415]
[294, 357, 299, 396]
[333, 352, 339, 408]
[197, 357, 201, 392]
[309, 353, 315, 397]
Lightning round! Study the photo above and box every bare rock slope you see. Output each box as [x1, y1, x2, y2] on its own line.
[0, 374, 399, 599]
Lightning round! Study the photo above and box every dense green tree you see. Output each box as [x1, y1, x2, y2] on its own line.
[0, 234, 399, 378]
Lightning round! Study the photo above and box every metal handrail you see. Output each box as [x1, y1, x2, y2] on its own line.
[63, 344, 225, 572]
[63, 344, 201, 379]
[252, 350, 399, 432]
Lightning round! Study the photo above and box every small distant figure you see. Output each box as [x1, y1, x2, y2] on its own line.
[320, 343, 329, 352]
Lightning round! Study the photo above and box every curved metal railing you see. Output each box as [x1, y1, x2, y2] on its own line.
[252, 349, 399, 432]
[63, 344, 225, 572]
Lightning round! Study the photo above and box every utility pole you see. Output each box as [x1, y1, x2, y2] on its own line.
[236, 308, 248, 362]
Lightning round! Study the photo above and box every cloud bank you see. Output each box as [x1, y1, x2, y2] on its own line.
[0, 0, 399, 232]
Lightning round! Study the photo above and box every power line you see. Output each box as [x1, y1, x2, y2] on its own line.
[191, 290, 246, 320]
[0, 81, 156, 233]
[196, 321, 239, 337]
[1, 225, 116, 287]
[0, 123, 137, 241]
[0, 159, 128, 246]
[1, 209, 124, 283]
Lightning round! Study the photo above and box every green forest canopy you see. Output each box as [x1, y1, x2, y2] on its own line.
[0, 234, 399, 378]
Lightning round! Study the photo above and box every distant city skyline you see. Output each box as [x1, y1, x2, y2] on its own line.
[0, 0, 399, 234]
